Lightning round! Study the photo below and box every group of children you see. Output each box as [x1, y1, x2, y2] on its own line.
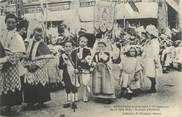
[160, 40, 182, 72]
[53, 32, 147, 110]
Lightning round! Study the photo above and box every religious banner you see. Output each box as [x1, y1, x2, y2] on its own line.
[94, 0, 116, 33]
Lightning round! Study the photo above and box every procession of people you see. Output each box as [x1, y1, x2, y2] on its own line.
[0, 13, 182, 116]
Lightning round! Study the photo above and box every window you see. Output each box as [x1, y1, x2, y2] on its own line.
[80, 0, 95, 7]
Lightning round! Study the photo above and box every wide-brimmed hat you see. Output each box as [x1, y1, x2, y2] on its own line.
[145, 25, 158, 38]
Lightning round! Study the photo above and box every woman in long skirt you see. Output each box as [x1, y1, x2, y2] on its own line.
[23, 27, 52, 110]
[0, 14, 26, 116]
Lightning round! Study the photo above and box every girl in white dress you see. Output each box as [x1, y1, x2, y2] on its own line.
[119, 46, 142, 100]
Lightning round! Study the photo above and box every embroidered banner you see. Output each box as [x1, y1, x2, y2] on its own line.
[94, 1, 116, 33]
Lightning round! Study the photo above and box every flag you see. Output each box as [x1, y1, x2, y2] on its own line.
[127, 0, 139, 12]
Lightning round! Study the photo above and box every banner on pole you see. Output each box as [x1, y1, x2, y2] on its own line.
[94, 1, 116, 33]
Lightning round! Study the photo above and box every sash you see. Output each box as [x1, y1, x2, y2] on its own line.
[62, 53, 80, 87]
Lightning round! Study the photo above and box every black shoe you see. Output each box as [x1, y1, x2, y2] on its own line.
[103, 99, 112, 104]
[149, 87, 157, 93]
[0, 108, 10, 116]
[36, 103, 48, 109]
[63, 103, 71, 108]
[117, 92, 123, 98]
[22, 104, 35, 111]
[10, 110, 20, 116]
[71, 102, 77, 109]
[125, 93, 132, 100]
[119, 87, 127, 98]
[1, 110, 20, 116]
[163, 70, 167, 73]
[0, 106, 18, 116]
[132, 89, 143, 96]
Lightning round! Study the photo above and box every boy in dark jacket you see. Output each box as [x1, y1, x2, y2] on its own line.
[71, 34, 92, 102]
[59, 41, 80, 108]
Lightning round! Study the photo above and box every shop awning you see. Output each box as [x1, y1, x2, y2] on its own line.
[166, 0, 179, 12]
[116, 2, 158, 19]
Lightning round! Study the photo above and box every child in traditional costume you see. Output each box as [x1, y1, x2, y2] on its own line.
[23, 27, 53, 110]
[119, 46, 142, 100]
[0, 14, 26, 116]
[59, 41, 80, 108]
[47, 39, 64, 91]
[161, 41, 175, 73]
[71, 34, 92, 102]
[92, 41, 115, 104]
